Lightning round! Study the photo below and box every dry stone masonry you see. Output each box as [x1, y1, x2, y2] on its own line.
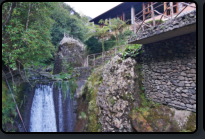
[96, 55, 138, 132]
[141, 32, 196, 112]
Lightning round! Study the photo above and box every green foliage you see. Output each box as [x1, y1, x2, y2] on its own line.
[135, 106, 138, 110]
[109, 97, 115, 105]
[104, 35, 117, 51]
[145, 19, 165, 26]
[50, 2, 91, 48]
[2, 2, 55, 70]
[85, 19, 110, 53]
[124, 29, 133, 36]
[182, 112, 196, 132]
[79, 112, 87, 119]
[2, 79, 17, 131]
[105, 60, 109, 65]
[122, 44, 142, 59]
[84, 36, 102, 54]
[140, 93, 148, 107]
[109, 18, 130, 46]
[82, 67, 103, 132]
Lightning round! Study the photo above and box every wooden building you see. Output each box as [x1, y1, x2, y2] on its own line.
[89, 2, 195, 33]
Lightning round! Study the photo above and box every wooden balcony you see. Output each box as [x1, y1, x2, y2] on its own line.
[127, 2, 196, 44]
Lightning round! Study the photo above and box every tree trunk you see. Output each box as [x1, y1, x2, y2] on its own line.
[26, 3, 31, 31]
[120, 29, 126, 43]
[102, 37, 105, 53]
[116, 34, 119, 46]
[2, 2, 16, 31]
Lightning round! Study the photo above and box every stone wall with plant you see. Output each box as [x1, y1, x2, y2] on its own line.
[96, 55, 139, 132]
[141, 32, 196, 112]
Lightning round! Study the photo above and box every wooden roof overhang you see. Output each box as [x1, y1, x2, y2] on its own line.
[89, 2, 142, 24]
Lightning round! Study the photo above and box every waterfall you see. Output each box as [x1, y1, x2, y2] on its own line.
[29, 83, 57, 132]
[29, 82, 76, 132]
[58, 88, 64, 132]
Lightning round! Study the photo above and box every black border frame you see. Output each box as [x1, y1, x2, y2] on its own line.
[0, 0, 204, 138]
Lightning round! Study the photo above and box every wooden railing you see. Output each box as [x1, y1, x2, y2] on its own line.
[86, 45, 126, 67]
[61, 45, 126, 68]
[134, 2, 196, 34]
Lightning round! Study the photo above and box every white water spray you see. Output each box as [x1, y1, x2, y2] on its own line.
[29, 83, 57, 132]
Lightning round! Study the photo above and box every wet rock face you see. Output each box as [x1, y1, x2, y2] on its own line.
[96, 55, 137, 132]
[141, 32, 196, 112]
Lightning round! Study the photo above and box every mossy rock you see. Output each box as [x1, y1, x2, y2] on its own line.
[130, 110, 153, 132]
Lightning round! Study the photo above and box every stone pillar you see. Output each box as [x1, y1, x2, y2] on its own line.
[131, 6, 136, 34]
[109, 17, 112, 32]
[131, 6, 135, 24]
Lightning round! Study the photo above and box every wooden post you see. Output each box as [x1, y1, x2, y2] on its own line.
[131, 6, 136, 34]
[151, 2, 155, 27]
[94, 54, 95, 66]
[164, 2, 167, 17]
[131, 6, 135, 24]
[170, 2, 173, 20]
[123, 12, 125, 21]
[109, 17, 112, 32]
[115, 47, 116, 55]
[87, 55, 88, 67]
[143, 2, 145, 21]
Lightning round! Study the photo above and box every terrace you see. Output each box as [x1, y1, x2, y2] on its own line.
[127, 2, 196, 44]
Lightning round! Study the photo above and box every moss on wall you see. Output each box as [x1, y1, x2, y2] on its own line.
[84, 66, 103, 132]
[74, 66, 103, 132]
[181, 112, 196, 132]
[130, 62, 195, 132]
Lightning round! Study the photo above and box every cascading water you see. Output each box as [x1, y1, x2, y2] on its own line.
[29, 82, 76, 132]
[58, 88, 64, 132]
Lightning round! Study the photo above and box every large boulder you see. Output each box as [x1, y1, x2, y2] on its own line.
[53, 35, 86, 75]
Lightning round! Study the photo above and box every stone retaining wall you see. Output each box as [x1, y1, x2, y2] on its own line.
[142, 32, 196, 112]
[71, 67, 91, 81]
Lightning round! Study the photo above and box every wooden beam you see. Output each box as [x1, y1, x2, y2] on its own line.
[170, 2, 173, 19]
[154, 10, 169, 18]
[164, 2, 167, 16]
[143, 2, 145, 21]
[176, 2, 179, 14]
[151, 2, 155, 27]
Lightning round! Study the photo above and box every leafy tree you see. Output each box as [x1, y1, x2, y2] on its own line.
[85, 19, 110, 53]
[109, 18, 129, 45]
[50, 2, 91, 47]
[2, 2, 55, 70]
[84, 36, 102, 54]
